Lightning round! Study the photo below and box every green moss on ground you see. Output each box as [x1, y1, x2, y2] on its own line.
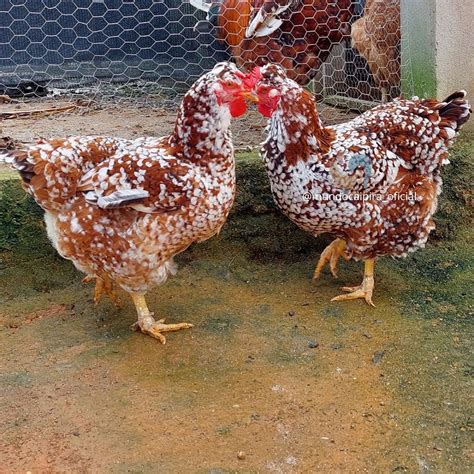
[393, 227, 473, 325]
[432, 134, 474, 240]
[0, 166, 17, 181]
[0, 179, 54, 264]
[1, 134, 472, 267]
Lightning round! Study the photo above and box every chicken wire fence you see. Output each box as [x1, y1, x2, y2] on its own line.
[0, 0, 408, 143]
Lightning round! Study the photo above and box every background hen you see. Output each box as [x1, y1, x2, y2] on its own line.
[351, 0, 401, 102]
[192, 0, 354, 85]
[252, 64, 471, 305]
[0, 62, 255, 343]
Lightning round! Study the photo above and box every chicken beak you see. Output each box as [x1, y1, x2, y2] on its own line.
[240, 90, 259, 103]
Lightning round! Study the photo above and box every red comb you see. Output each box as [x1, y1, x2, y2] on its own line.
[242, 67, 262, 89]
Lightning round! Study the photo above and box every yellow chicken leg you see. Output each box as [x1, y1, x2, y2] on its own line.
[130, 293, 193, 344]
[313, 238, 349, 279]
[331, 258, 376, 307]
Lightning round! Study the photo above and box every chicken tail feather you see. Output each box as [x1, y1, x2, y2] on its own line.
[438, 90, 471, 131]
[0, 147, 33, 182]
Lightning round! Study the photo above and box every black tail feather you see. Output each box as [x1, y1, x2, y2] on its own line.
[439, 90, 471, 130]
[442, 90, 466, 103]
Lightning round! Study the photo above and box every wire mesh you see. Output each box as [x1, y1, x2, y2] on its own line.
[0, 0, 404, 145]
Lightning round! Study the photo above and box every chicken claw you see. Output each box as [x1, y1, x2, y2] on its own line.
[130, 293, 193, 344]
[83, 275, 123, 308]
[331, 259, 376, 307]
[313, 238, 349, 279]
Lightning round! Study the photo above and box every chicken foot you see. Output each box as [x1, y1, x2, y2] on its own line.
[83, 274, 122, 308]
[331, 258, 376, 307]
[130, 293, 193, 344]
[313, 238, 349, 279]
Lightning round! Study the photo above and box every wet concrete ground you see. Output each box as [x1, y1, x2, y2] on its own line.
[0, 233, 472, 472]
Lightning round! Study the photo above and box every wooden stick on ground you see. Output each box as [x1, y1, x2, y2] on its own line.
[0, 95, 19, 104]
[0, 100, 92, 119]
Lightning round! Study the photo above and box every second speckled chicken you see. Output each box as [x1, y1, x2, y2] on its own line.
[251, 64, 471, 305]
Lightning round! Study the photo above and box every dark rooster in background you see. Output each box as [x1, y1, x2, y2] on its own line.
[251, 64, 470, 305]
[191, 0, 354, 85]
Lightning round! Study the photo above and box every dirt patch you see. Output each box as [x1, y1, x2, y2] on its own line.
[0, 270, 396, 472]
[1, 303, 69, 329]
[0, 99, 356, 150]
[1, 236, 472, 472]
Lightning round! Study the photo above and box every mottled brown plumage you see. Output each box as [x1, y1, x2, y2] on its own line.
[351, 0, 400, 101]
[1, 62, 256, 343]
[253, 64, 471, 305]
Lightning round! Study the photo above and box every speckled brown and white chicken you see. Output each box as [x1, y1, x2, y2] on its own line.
[251, 64, 471, 305]
[192, 0, 354, 85]
[0, 62, 256, 343]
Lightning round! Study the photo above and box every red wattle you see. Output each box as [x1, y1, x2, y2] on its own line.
[258, 103, 273, 118]
[229, 98, 247, 117]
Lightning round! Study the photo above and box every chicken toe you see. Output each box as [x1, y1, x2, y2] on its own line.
[84, 275, 122, 308]
[313, 238, 348, 280]
[331, 286, 375, 307]
[130, 293, 193, 344]
[331, 259, 376, 307]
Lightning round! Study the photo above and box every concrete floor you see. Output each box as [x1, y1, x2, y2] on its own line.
[0, 234, 472, 472]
